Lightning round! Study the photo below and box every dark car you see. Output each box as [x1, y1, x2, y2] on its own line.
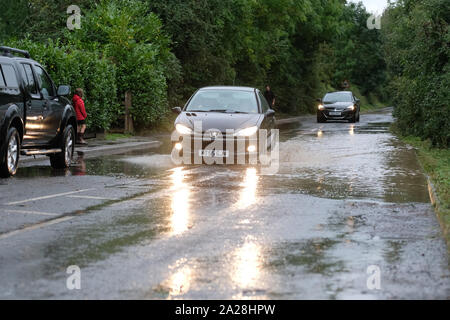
[317, 91, 361, 123]
[0, 46, 77, 177]
[172, 86, 276, 164]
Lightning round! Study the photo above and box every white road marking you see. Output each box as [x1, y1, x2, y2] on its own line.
[0, 216, 74, 240]
[2, 209, 58, 216]
[66, 195, 114, 200]
[5, 189, 95, 205]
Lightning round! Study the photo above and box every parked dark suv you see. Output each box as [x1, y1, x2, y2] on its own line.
[0, 46, 77, 177]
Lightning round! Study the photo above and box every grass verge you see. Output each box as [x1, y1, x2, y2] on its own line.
[360, 101, 386, 113]
[105, 133, 132, 141]
[392, 125, 450, 247]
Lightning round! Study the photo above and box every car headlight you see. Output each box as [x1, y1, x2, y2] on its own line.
[175, 124, 193, 135]
[347, 105, 355, 111]
[234, 126, 258, 137]
[318, 104, 325, 110]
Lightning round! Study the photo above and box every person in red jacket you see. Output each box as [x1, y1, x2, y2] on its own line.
[72, 88, 88, 145]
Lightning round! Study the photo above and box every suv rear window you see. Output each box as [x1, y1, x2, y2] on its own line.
[0, 64, 19, 88]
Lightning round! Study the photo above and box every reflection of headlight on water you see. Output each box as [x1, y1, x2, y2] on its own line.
[170, 168, 190, 236]
[174, 143, 182, 150]
[236, 168, 258, 209]
[168, 265, 192, 297]
[247, 145, 256, 152]
[232, 238, 262, 289]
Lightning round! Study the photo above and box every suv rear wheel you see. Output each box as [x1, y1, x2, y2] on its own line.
[50, 125, 75, 169]
[0, 127, 20, 178]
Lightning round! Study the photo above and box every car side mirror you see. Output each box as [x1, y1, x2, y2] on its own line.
[266, 109, 275, 117]
[172, 107, 182, 114]
[355, 99, 360, 103]
[316, 98, 322, 102]
[57, 85, 70, 96]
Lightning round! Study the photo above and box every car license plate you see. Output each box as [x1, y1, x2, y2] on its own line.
[329, 111, 341, 116]
[199, 150, 229, 157]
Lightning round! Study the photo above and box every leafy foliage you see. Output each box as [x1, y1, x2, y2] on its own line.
[148, 0, 352, 113]
[68, 0, 179, 128]
[332, 2, 386, 97]
[382, 0, 450, 147]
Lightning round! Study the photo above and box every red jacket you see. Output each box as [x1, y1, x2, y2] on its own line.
[72, 94, 87, 121]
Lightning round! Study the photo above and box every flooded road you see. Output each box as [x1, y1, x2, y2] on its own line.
[0, 108, 449, 299]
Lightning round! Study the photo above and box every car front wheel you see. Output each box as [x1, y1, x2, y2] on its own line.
[0, 127, 20, 178]
[50, 125, 75, 169]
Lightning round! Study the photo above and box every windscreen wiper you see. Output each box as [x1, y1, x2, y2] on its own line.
[224, 111, 249, 114]
[206, 109, 229, 113]
[190, 109, 249, 114]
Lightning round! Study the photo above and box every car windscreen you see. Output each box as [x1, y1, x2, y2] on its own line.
[186, 90, 259, 114]
[323, 92, 353, 103]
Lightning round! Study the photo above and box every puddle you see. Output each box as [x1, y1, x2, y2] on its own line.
[268, 121, 431, 203]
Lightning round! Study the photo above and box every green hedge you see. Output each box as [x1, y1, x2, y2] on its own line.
[383, 0, 450, 147]
[5, 39, 120, 130]
[67, 0, 178, 129]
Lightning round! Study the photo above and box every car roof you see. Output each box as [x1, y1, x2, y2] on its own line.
[0, 55, 39, 65]
[199, 86, 256, 92]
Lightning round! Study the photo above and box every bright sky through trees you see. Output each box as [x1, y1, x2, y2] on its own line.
[349, 0, 389, 13]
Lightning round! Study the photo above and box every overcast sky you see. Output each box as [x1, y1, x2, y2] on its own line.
[349, 0, 389, 13]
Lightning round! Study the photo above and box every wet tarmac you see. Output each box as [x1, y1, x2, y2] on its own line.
[0, 108, 449, 299]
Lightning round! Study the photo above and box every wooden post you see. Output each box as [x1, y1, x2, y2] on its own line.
[124, 90, 134, 133]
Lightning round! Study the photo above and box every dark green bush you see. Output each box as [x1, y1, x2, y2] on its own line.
[383, 0, 450, 147]
[68, 0, 179, 129]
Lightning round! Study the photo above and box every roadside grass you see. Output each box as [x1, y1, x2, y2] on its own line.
[360, 100, 385, 113]
[351, 86, 387, 113]
[273, 111, 298, 119]
[392, 125, 450, 246]
[105, 133, 132, 141]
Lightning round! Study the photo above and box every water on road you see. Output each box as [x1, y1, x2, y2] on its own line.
[0, 108, 448, 299]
